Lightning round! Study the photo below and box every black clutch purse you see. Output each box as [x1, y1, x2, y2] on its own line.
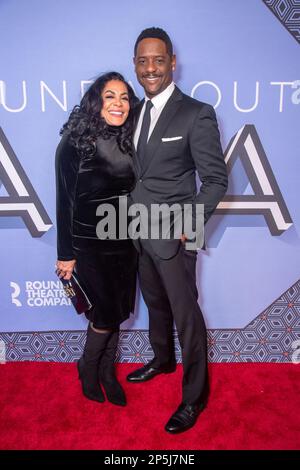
[57, 270, 92, 314]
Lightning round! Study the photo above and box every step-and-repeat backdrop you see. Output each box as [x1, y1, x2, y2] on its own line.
[1, 0, 299, 362]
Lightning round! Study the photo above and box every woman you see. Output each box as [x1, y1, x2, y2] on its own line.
[55, 72, 138, 406]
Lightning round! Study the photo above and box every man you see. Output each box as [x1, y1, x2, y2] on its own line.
[127, 27, 228, 433]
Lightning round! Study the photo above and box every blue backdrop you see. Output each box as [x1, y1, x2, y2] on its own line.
[0, 1, 299, 347]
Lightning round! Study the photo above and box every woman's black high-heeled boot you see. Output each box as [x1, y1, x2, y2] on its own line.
[98, 329, 126, 406]
[77, 323, 110, 403]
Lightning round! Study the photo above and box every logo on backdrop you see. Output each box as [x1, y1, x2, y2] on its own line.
[10, 282, 22, 307]
[0, 127, 52, 237]
[1, 79, 299, 113]
[216, 125, 293, 235]
[10, 281, 71, 307]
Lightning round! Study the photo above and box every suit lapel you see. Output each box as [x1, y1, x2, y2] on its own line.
[141, 87, 183, 176]
[132, 100, 144, 174]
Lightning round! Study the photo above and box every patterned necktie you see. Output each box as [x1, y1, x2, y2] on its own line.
[137, 100, 153, 159]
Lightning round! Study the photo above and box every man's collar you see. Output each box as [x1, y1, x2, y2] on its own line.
[145, 82, 175, 109]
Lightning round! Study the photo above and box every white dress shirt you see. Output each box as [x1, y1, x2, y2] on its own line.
[134, 81, 175, 149]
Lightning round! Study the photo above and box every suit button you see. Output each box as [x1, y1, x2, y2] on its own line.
[139, 179, 143, 182]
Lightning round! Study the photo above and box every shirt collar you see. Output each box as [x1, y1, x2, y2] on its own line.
[145, 82, 175, 109]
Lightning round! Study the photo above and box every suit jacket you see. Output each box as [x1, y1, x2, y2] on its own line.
[130, 85, 228, 259]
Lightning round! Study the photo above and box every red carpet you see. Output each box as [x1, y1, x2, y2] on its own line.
[0, 363, 299, 450]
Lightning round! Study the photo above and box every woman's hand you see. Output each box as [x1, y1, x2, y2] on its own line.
[56, 259, 76, 280]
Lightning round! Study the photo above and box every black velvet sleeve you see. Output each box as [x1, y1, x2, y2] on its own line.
[55, 133, 80, 260]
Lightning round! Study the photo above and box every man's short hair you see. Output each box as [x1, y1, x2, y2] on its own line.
[134, 27, 173, 57]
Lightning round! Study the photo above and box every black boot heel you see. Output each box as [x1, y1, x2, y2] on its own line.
[77, 324, 112, 404]
[98, 329, 126, 406]
[101, 376, 126, 406]
[77, 357, 105, 403]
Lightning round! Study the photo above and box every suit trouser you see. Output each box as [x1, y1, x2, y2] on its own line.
[138, 239, 208, 405]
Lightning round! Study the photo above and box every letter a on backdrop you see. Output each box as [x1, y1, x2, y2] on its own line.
[0, 127, 52, 237]
[216, 125, 293, 235]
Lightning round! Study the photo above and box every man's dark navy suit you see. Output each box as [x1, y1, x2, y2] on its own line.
[130, 86, 228, 405]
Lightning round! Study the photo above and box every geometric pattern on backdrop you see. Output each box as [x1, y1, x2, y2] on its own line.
[1, 278, 299, 363]
[263, 0, 300, 44]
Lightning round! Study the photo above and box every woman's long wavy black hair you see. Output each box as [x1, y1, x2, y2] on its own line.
[60, 72, 138, 157]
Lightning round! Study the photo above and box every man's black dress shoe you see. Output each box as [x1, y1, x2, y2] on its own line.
[127, 362, 176, 382]
[165, 402, 206, 434]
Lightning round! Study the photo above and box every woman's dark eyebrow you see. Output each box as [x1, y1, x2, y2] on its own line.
[104, 90, 128, 96]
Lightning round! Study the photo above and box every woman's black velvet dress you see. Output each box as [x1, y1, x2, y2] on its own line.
[55, 132, 137, 328]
